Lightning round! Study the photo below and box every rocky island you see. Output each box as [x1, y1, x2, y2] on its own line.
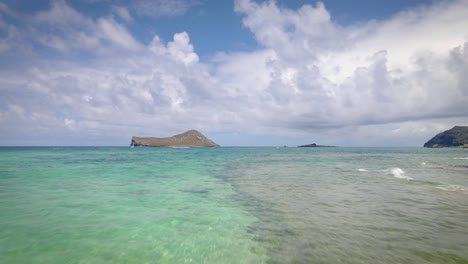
[130, 130, 219, 147]
[424, 126, 468, 148]
[298, 143, 336, 147]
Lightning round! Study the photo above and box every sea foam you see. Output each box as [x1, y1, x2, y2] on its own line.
[391, 168, 412, 180]
[357, 168, 367, 172]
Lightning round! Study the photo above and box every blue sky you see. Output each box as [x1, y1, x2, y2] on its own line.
[0, 0, 467, 146]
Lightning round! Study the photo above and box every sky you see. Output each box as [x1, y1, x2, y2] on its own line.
[0, 0, 467, 146]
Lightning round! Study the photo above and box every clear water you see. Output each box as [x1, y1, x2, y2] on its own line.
[0, 147, 467, 263]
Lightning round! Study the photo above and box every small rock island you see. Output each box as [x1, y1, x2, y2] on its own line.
[298, 143, 336, 147]
[424, 126, 468, 148]
[131, 130, 219, 147]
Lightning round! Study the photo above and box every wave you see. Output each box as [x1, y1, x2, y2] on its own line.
[357, 168, 367, 172]
[436, 185, 466, 191]
[453, 157, 468, 160]
[391, 168, 413, 180]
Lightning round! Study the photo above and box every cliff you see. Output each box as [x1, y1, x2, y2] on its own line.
[131, 130, 219, 147]
[424, 126, 468, 148]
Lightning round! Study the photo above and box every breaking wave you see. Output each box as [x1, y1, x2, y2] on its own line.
[391, 168, 413, 180]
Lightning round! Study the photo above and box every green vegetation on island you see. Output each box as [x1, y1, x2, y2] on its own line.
[424, 126, 468, 148]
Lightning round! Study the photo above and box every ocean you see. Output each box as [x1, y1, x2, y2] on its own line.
[0, 147, 467, 263]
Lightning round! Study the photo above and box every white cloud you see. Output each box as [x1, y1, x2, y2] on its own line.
[0, 6, 18, 54]
[0, 0, 467, 145]
[97, 17, 141, 50]
[234, 0, 341, 59]
[29, 0, 142, 53]
[167, 32, 199, 65]
[230, 0, 468, 131]
[112, 6, 133, 22]
[64, 118, 76, 127]
[317, 0, 468, 82]
[132, 0, 199, 17]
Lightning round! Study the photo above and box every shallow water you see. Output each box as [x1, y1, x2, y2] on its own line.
[0, 147, 467, 263]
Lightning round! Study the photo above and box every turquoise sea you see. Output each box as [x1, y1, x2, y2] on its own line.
[0, 147, 467, 263]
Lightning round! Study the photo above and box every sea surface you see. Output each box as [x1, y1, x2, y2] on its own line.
[0, 147, 467, 263]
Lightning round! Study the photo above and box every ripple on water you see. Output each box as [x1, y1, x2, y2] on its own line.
[1, 147, 468, 263]
[223, 148, 468, 263]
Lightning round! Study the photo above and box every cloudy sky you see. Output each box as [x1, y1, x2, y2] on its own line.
[0, 0, 467, 146]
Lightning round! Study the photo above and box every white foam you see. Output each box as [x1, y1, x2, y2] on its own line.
[421, 162, 426, 166]
[357, 168, 367, 172]
[453, 157, 468, 160]
[436, 185, 466, 191]
[391, 168, 413, 180]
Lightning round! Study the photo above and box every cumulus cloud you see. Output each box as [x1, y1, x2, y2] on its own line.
[230, 0, 468, 131]
[0, 0, 467, 145]
[167, 32, 199, 65]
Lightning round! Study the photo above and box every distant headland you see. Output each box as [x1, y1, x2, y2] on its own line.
[424, 126, 468, 148]
[130, 130, 219, 147]
[298, 143, 336, 148]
